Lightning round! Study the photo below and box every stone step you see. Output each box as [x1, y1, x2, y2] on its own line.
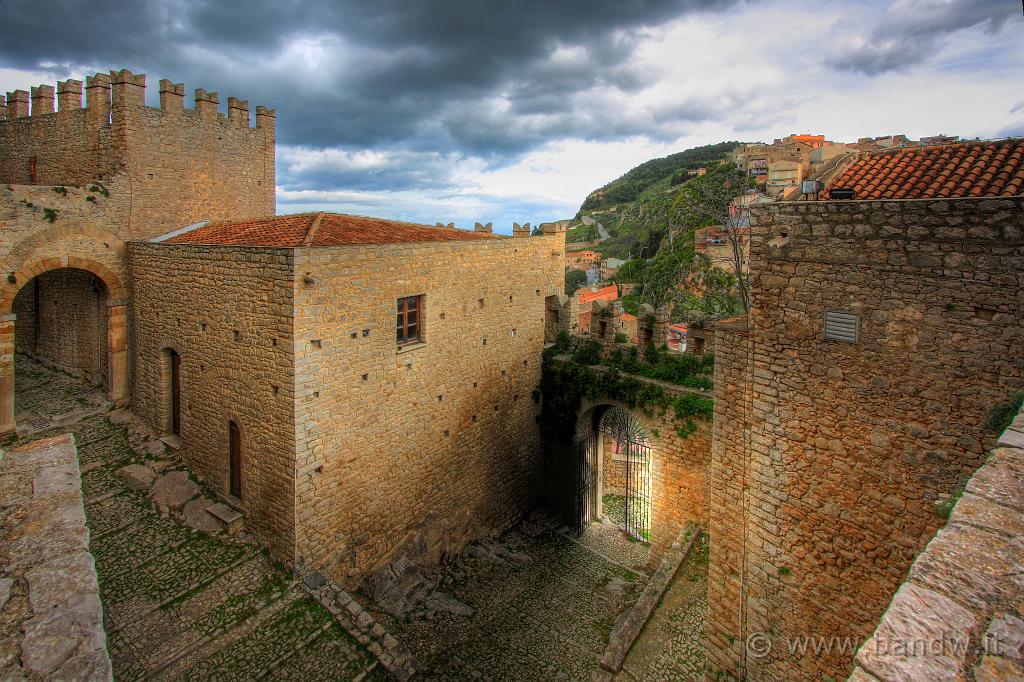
[149, 588, 310, 682]
[206, 501, 245, 535]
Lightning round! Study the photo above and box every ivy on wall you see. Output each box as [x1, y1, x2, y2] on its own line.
[539, 353, 714, 445]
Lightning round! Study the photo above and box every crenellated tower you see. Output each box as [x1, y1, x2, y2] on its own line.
[0, 68, 276, 236]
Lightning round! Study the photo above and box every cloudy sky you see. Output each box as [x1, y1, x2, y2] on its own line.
[1, 0, 1021, 231]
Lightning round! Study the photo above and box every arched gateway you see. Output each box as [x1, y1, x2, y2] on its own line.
[0, 256, 128, 435]
[574, 403, 653, 542]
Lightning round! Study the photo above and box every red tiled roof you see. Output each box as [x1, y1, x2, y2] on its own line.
[164, 212, 503, 247]
[578, 284, 618, 304]
[823, 139, 1024, 200]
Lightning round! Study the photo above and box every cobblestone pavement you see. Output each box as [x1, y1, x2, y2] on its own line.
[365, 514, 648, 681]
[615, 532, 709, 681]
[12, 356, 384, 681]
[576, 519, 650, 573]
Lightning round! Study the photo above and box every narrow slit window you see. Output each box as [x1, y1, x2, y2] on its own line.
[397, 295, 424, 345]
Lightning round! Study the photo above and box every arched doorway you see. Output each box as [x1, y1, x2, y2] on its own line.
[0, 257, 128, 435]
[598, 407, 651, 541]
[573, 403, 652, 542]
[13, 268, 109, 386]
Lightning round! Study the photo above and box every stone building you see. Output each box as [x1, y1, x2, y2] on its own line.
[131, 214, 564, 576]
[0, 70, 565, 582]
[707, 139, 1024, 681]
[0, 69, 275, 434]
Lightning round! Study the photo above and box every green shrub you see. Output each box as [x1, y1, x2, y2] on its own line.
[571, 339, 603, 365]
[614, 333, 629, 343]
[984, 392, 1024, 434]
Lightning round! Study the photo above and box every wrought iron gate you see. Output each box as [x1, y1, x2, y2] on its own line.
[600, 407, 652, 542]
[573, 431, 598, 536]
[622, 437, 651, 541]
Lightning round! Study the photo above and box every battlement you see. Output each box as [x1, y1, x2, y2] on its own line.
[0, 67, 276, 221]
[0, 68, 274, 130]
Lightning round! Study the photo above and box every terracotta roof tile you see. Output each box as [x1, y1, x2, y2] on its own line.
[823, 139, 1024, 200]
[164, 212, 503, 247]
[578, 284, 618, 304]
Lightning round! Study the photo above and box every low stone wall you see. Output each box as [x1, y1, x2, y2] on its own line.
[0, 434, 112, 680]
[594, 523, 700, 679]
[849, 405, 1024, 681]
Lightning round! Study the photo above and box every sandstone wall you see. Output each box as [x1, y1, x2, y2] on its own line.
[128, 242, 297, 562]
[707, 197, 1024, 681]
[850, 405, 1024, 681]
[1, 70, 274, 239]
[706, 316, 752, 676]
[291, 233, 564, 580]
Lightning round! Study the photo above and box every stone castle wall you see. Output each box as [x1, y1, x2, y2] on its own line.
[290, 233, 564, 580]
[128, 242, 297, 562]
[707, 197, 1024, 681]
[850, 405, 1024, 682]
[0, 68, 276, 435]
[706, 316, 751, 676]
[1, 70, 275, 236]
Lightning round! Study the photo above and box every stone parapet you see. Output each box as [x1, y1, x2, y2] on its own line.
[849, 404, 1024, 681]
[0, 434, 112, 680]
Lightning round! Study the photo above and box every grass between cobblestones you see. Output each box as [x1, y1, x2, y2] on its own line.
[13, 356, 380, 681]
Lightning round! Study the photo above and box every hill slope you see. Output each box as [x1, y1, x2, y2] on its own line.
[579, 141, 743, 213]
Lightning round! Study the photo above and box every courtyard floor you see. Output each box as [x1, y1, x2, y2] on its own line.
[11, 355, 384, 681]
[615, 532, 709, 681]
[8, 355, 712, 681]
[363, 514, 647, 681]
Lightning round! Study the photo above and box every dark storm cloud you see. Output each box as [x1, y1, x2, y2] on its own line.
[824, 0, 1019, 76]
[0, 0, 739, 157]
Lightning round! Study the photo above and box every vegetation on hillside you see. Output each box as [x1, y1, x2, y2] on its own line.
[580, 141, 743, 212]
[597, 164, 749, 322]
[566, 223, 599, 243]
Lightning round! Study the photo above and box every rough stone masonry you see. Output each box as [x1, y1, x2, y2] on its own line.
[708, 197, 1024, 681]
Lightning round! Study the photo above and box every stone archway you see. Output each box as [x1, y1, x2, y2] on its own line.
[575, 400, 658, 542]
[0, 256, 128, 435]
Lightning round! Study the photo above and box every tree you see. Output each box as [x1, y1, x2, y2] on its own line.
[564, 269, 588, 296]
[672, 164, 751, 313]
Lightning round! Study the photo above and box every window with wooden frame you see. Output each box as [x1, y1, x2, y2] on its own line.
[396, 295, 424, 345]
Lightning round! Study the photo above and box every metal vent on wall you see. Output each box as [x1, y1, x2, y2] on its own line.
[824, 310, 859, 343]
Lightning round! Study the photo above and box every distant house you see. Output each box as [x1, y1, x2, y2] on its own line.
[565, 249, 601, 271]
[767, 159, 806, 198]
[667, 323, 687, 352]
[602, 257, 625, 280]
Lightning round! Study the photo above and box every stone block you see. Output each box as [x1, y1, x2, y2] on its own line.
[118, 463, 156, 492]
[855, 582, 975, 682]
[183, 496, 221, 533]
[149, 470, 199, 515]
[206, 502, 244, 534]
